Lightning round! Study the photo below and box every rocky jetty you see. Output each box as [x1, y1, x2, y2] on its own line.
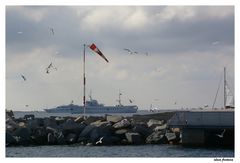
[6, 111, 181, 146]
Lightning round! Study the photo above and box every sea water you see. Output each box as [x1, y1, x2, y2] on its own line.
[6, 144, 234, 157]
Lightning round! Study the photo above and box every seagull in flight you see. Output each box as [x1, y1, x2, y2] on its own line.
[49, 27, 54, 35]
[216, 129, 226, 138]
[211, 41, 219, 46]
[17, 31, 23, 34]
[46, 62, 57, 74]
[21, 75, 26, 81]
[96, 137, 104, 145]
[124, 48, 137, 55]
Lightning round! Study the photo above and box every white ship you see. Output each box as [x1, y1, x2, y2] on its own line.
[44, 92, 138, 114]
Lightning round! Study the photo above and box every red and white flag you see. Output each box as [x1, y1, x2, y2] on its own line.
[89, 43, 109, 63]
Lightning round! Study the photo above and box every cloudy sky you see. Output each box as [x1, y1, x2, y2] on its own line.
[5, 6, 234, 111]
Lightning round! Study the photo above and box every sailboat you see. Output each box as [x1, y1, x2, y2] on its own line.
[212, 67, 234, 109]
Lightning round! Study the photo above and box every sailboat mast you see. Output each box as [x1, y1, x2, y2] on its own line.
[224, 67, 226, 109]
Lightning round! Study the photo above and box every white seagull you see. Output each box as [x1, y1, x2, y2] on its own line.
[216, 129, 226, 138]
[96, 137, 104, 145]
[21, 75, 26, 81]
[49, 27, 54, 35]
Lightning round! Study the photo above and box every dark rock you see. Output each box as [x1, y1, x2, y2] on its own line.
[24, 114, 35, 120]
[125, 132, 143, 145]
[146, 131, 168, 144]
[13, 127, 31, 145]
[61, 119, 86, 135]
[78, 125, 97, 144]
[47, 133, 56, 144]
[43, 118, 57, 128]
[132, 124, 152, 139]
[6, 110, 14, 119]
[6, 118, 19, 132]
[54, 116, 66, 125]
[90, 126, 114, 143]
[6, 132, 17, 146]
[65, 133, 78, 144]
[55, 131, 65, 145]
[31, 127, 48, 145]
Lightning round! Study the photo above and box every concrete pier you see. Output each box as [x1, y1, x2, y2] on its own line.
[168, 110, 234, 147]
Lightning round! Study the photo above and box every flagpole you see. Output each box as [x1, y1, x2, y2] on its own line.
[83, 44, 86, 119]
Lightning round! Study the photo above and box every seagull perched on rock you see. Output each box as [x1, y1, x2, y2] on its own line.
[21, 75, 26, 81]
[96, 137, 104, 145]
[216, 129, 226, 138]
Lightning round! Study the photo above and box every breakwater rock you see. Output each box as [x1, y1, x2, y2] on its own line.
[6, 112, 181, 146]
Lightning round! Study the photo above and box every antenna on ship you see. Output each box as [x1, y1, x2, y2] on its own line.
[89, 89, 93, 101]
[117, 90, 122, 106]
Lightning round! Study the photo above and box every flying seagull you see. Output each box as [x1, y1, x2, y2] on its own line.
[46, 62, 57, 74]
[21, 75, 26, 81]
[49, 27, 54, 35]
[211, 41, 219, 46]
[17, 31, 23, 34]
[96, 137, 104, 145]
[216, 129, 226, 138]
[123, 48, 138, 54]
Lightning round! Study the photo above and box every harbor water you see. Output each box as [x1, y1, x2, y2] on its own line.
[6, 111, 234, 157]
[6, 144, 233, 157]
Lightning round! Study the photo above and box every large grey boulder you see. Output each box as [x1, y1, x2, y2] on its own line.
[153, 124, 167, 131]
[125, 132, 143, 145]
[84, 116, 105, 125]
[106, 115, 123, 123]
[113, 119, 131, 129]
[147, 119, 164, 128]
[165, 132, 177, 142]
[146, 131, 168, 144]
[90, 120, 111, 127]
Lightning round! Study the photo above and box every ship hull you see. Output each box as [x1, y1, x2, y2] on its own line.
[44, 105, 138, 114]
